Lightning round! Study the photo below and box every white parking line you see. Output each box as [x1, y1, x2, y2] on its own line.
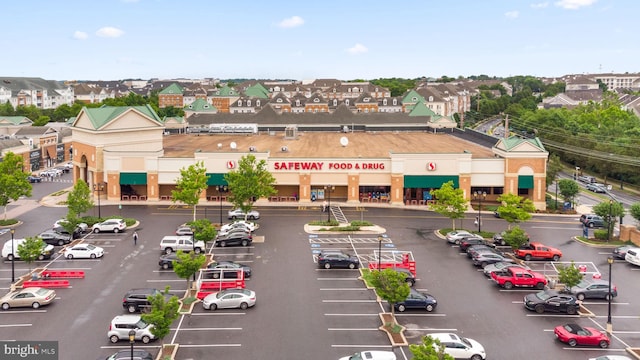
[0, 310, 46, 314]
[170, 327, 242, 331]
[394, 313, 446, 317]
[331, 344, 393, 348]
[582, 301, 629, 305]
[0, 324, 32, 327]
[328, 328, 379, 331]
[146, 279, 185, 282]
[526, 314, 580, 318]
[409, 328, 458, 332]
[177, 344, 242, 348]
[325, 313, 379, 316]
[320, 288, 368, 291]
[317, 277, 361, 280]
[322, 300, 378, 303]
[100, 345, 159, 350]
[190, 312, 246, 316]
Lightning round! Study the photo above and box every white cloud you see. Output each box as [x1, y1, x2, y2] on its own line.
[530, 2, 549, 8]
[505, 10, 519, 18]
[73, 31, 88, 40]
[277, 16, 304, 28]
[347, 43, 368, 55]
[555, 0, 597, 9]
[96, 27, 125, 38]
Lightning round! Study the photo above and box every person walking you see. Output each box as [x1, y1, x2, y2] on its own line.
[322, 200, 328, 212]
[133, 231, 138, 246]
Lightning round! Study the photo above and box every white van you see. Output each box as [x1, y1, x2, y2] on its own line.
[159, 236, 205, 254]
[2, 239, 55, 261]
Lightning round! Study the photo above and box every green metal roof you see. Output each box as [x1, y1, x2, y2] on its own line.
[408, 102, 438, 117]
[502, 136, 546, 151]
[214, 85, 237, 97]
[0, 116, 33, 126]
[244, 84, 270, 99]
[401, 89, 425, 104]
[158, 83, 183, 95]
[185, 99, 217, 112]
[81, 105, 163, 130]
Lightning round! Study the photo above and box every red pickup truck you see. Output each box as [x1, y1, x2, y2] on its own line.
[491, 267, 547, 290]
[514, 242, 562, 261]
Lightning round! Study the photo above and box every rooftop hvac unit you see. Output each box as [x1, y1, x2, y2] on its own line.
[281, 146, 288, 152]
[249, 146, 256, 152]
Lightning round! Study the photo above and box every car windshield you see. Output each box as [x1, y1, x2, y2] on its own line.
[135, 319, 148, 329]
[535, 291, 552, 300]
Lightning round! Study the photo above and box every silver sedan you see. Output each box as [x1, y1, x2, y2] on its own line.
[202, 289, 256, 310]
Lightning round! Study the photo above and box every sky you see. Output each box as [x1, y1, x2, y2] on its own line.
[1, 0, 637, 81]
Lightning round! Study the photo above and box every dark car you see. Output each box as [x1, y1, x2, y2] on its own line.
[28, 175, 42, 183]
[612, 245, 633, 260]
[122, 288, 165, 313]
[158, 253, 178, 270]
[568, 279, 617, 301]
[317, 250, 360, 269]
[466, 244, 499, 258]
[471, 252, 513, 268]
[460, 237, 491, 252]
[53, 225, 84, 239]
[38, 230, 72, 246]
[393, 267, 416, 287]
[523, 289, 579, 314]
[394, 289, 437, 312]
[207, 260, 252, 278]
[104, 349, 154, 360]
[213, 233, 252, 247]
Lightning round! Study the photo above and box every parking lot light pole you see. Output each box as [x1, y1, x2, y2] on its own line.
[93, 182, 105, 219]
[377, 235, 383, 271]
[216, 186, 226, 226]
[128, 329, 135, 359]
[473, 191, 486, 233]
[10, 229, 15, 283]
[608, 199, 613, 242]
[607, 256, 614, 335]
[325, 185, 334, 223]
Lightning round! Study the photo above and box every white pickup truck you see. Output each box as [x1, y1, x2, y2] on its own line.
[160, 236, 205, 254]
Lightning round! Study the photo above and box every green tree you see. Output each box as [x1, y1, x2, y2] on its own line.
[365, 268, 410, 315]
[558, 179, 579, 207]
[33, 115, 50, 126]
[224, 154, 276, 219]
[592, 201, 626, 238]
[16, 237, 46, 271]
[0, 152, 32, 220]
[140, 286, 180, 346]
[630, 203, 640, 226]
[188, 218, 217, 245]
[409, 335, 455, 360]
[502, 226, 529, 250]
[495, 193, 535, 229]
[557, 261, 583, 291]
[171, 161, 209, 222]
[546, 154, 563, 190]
[172, 250, 207, 290]
[66, 180, 93, 216]
[429, 181, 467, 230]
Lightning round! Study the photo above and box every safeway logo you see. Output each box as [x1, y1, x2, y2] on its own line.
[427, 162, 436, 171]
[227, 161, 236, 169]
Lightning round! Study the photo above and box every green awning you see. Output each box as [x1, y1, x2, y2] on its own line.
[518, 175, 534, 189]
[404, 175, 459, 189]
[120, 172, 147, 185]
[206, 173, 228, 186]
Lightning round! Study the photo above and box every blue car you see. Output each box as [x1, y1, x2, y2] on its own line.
[394, 289, 437, 312]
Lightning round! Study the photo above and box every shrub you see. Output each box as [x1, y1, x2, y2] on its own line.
[350, 220, 373, 227]
[0, 219, 19, 226]
[593, 229, 609, 240]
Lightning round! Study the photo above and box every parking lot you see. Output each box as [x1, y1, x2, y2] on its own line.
[1, 205, 640, 359]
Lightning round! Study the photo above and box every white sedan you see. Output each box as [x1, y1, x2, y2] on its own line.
[339, 351, 396, 360]
[62, 244, 104, 259]
[227, 209, 260, 220]
[220, 220, 258, 233]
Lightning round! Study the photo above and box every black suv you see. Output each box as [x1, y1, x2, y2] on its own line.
[122, 288, 163, 313]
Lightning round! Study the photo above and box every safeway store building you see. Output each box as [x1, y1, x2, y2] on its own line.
[70, 105, 549, 209]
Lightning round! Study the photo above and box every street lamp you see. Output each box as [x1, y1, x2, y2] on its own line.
[324, 185, 335, 223]
[128, 329, 136, 359]
[93, 182, 105, 219]
[608, 199, 613, 242]
[606, 256, 614, 335]
[473, 191, 486, 233]
[377, 235, 383, 271]
[10, 228, 15, 283]
[216, 186, 227, 226]
[555, 178, 559, 210]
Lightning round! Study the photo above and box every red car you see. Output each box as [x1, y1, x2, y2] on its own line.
[554, 323, 610, 348]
